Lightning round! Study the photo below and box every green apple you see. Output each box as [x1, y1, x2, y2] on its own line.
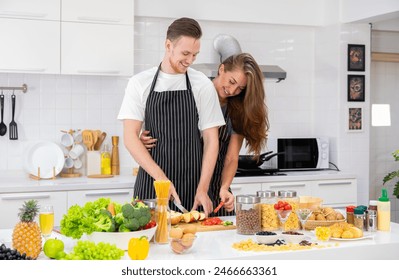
[43, 238, 65, 259]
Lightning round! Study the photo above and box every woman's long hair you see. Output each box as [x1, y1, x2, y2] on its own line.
[222, 53, 269, 157]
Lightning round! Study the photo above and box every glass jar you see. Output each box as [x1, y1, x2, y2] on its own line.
[277, 190, 300, 231]
[353, 207, 365, 230]
[154, 198, 171, 244]
[236, 195, 261, 235]
[256, 190, 279, 231]
[144, 199, 157, 222]
[346, 205, 356, 225]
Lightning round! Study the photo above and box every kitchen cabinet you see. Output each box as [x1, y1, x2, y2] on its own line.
[311, 179, 357, 207]
[0, 191, 67, 229]
[230, 183, 262, 196]
[0, 0, 60, 20]
[67, 188, 133, 208]
[61, 0, 133, 25]
[61, 22, 134, 76]
[0, 18, 60, 74]
[262, 181, 311, 196]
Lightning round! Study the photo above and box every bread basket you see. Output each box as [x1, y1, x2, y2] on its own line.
[304, 219, 346, 230]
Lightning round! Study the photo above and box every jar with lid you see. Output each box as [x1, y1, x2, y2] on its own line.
[353, 207, 365, 230]
[144, 199, 157, 222]
[236, 195, 261, 235]
[277, 190, 300, 231]
[256, 190, 279, 231]
[346, 205, 356, 225]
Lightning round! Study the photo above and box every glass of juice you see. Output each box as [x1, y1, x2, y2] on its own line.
[39, 205, 54, 239]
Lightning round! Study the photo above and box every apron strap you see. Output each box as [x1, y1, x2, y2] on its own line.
[150, 63, 192, 92]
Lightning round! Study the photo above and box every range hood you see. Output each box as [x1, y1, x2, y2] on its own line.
[192, 63, 287, 82]
[192, 34, 287, 83]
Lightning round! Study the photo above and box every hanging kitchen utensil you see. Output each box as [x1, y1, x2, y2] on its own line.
[0, 90, 7, 136]
[9, 91, 18, 140]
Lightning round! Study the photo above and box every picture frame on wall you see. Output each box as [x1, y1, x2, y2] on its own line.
[348, 74, 365, 102]
[348, 107, 363, 132]
[348, 44, 365, 71]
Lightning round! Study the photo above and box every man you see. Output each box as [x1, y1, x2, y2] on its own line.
[117, 17, 225, 216]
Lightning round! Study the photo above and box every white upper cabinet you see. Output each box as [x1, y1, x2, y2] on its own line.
[0, 0, 60, 20]
[61, 22, 134, 76]
[62, 0, 134, 25]
[0, 18, 60, 74]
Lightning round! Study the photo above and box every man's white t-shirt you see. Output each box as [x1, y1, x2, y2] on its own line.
[117, 67, 225, 131]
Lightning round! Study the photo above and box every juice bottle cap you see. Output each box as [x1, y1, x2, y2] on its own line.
[379, 188, 389, 202]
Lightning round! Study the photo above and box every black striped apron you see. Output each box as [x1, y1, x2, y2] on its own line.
[134, 65, 202, 212]
[209, 106, 235, 217]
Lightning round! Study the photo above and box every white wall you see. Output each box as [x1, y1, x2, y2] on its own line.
[340, 0, 399, 23]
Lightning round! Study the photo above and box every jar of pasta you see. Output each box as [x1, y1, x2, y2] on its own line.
[277, 190, 300, 231]
[256, 190, 279, 231]
[236, 195, 261, 235]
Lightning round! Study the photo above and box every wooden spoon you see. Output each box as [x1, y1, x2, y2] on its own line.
[82, 130, 94, 151]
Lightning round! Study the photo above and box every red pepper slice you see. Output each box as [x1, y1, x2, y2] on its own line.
[213, 201, 225, 213]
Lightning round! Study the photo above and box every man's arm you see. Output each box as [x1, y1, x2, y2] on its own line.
[192, 126, 219, 216]
[123, 119, 180, 202]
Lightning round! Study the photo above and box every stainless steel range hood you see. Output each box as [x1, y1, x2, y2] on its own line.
[192, 34, 287, 83]
[192, 63, 287, 82]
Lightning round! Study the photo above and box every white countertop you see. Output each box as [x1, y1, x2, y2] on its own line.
[1, 220, 398, 260]
[0, 170, 355, 194]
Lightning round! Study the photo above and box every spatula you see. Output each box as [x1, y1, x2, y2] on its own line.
[0, 91, 7, 136]
[82, 130, 94, 151]
[9, 92, 17, 140]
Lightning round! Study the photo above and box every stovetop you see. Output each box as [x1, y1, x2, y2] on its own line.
[235, 168, 286, 177]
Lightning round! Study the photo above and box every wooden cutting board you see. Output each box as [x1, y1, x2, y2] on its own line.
[176, 221, 236, 232]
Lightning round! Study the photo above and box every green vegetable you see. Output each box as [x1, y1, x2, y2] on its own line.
[121, 202, 151, 231]
[222, 221, 233, 226]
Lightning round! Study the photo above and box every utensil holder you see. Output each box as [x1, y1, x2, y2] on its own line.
[87, 151, 101, 176]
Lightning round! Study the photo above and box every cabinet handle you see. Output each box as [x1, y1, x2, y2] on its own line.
[0, 11, 47, 18]
[269, 184, 306, 188]
[85, 191, 130, 197]
[230, 186, 242, 191]
[77, 70, 120, 75]
[76, 16, 121, 23]
[2, 194, 51, 200]
[0, 68, 46, 73]
[318, 182, 352, 186]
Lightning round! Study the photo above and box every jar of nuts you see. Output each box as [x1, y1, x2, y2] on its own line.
[277, 190, 300, 231]
[236, 195, 261, 235]
[256, 190, 279, 231]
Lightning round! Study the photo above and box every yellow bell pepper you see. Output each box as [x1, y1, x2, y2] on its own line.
[128, 236, 150, 260]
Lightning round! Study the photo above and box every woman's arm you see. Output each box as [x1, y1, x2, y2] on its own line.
[219, 133, 244, 212]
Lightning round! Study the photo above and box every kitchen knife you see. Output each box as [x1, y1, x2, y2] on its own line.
[173, 200, 189, 213]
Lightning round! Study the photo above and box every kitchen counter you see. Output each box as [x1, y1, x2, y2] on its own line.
[0, 171, 135, 194]
[1, 220, 398, 260]
[0, 170, 354, 193]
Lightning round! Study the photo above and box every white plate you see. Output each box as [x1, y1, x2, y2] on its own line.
[24, 141, 65, 179]
[330, 232, 375, 241]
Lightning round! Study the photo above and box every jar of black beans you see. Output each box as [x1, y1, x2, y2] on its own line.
[236, 195, 261, 235]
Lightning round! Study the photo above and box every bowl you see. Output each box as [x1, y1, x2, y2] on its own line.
[255, 231, 280, 244]
[170, 234, 197, 254]
[281, 231, 307, 243]
[86, 225, 157, 250]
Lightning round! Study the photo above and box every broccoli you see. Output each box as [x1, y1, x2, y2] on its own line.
[120, 202, 152, 231]
[114, 212, 124, 225]
[118, 224, 130, 232]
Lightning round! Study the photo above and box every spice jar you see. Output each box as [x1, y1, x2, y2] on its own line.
[353, 207, 365, 230]
[256, 190, 279, 231]
[236, 195, 261, 235]
[277, 190, 300, 231]
[346, 205, 356, 225]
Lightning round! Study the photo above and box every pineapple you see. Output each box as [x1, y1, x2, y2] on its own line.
[12, 200, 42, 259]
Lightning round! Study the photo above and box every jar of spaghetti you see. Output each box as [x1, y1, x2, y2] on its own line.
[277, 190, 300, 231]
[256, 190, 279, 231]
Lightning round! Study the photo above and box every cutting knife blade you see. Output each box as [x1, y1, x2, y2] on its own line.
[173, 200, 189, 213]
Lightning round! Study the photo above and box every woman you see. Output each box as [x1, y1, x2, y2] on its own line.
[142, 53, 269, 216]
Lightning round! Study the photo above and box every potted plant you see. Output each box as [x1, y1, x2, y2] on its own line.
[383, 150, 399, 198]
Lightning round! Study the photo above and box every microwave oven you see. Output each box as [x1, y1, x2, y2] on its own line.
[277, 137, 329, 170]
